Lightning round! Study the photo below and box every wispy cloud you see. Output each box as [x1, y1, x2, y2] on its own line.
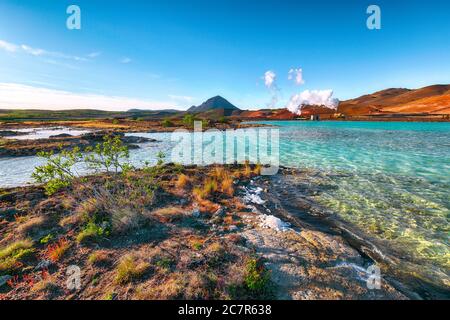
[0, 39, 91, 62]
[0, 83, 178, 111]
[168, 95, 195, 103]
[87, 51, 101, 58]
[0, 40, 18, 52]
[120, 57, 132, 64]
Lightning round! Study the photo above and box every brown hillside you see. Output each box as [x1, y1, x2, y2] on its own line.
[339, 85, 450, 115]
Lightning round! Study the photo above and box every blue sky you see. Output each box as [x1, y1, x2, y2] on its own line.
[0, 0, 449, 110]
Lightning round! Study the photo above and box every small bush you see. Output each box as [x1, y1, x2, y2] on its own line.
[115, 255, 150, 284]
[218, 116, 228, 124]
[76, 222, 109, 244]
[161, 119, 174, 128]
[244, 258, 271, 294]
[182, 114, 195, 128]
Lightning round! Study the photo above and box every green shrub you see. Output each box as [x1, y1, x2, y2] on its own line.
[76, 222, 109, 244]
[161, 119, 173, 127]
[182, 114, 195, 128]
[244, 258, 271, 294]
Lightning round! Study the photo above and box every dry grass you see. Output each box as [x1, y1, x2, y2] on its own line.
[253, 163, 262, 175]
[135, 274, 184, 300]
[17, 216, 46, 235]
[0, 239, 34, 274]
[150, 207, 185, 223]
[176, 174, 190, 189]
[242, 163, 252, 178]
[59, 213, 83, 228]
[220, 176, 234, 196]
[115, 254, 150, 284]
[75, 197, 99, 222]
[189, 237, 206, 250]
[87, 250, 110, 266]
[193, 178, 218, 200]
[31, 278, 59, 294]
[205, 242, 225, 256]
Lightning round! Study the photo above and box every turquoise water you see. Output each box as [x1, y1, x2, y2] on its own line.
[256, 121, 450, 289]
[0, 121, 449, 289]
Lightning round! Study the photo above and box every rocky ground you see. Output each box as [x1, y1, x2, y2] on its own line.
[0, 164, 409, 300]
[0, 119, 269, 133]
[0, 131, 156, 158]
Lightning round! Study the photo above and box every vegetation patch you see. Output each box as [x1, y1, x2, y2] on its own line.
[115, 254, 151, 284]
[0, 239, 35, 275]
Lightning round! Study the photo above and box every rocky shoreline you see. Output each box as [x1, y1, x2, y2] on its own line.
[0, 131, 157, 158]
[0, 164, 416, 300]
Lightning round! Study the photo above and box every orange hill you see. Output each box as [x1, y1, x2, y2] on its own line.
[338, 84, 450, 116]
[239, 84, 450, 120]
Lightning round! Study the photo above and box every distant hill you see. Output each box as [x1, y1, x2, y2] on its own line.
[188, 96, 240, 116]
[238, 84, 450, 120]
[338, 84, 450, 115]
[127, 109, 179, 113]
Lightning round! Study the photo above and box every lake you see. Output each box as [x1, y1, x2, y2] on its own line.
[0, 121, 449, 290]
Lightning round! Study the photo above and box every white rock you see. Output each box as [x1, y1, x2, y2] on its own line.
[259, 214, 290, 232]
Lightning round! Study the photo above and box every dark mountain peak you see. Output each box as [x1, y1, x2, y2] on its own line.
[188, 96, 240, 113]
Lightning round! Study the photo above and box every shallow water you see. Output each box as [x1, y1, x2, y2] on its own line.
[3, 127, 93, 140]
[0, 121, 449, 290]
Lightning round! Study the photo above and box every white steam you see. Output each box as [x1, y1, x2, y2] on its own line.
[264, 70, 276, 88]
[288, 68, 305, 85]
[263, 70, 280, 108]
[286, 89, 339, 115]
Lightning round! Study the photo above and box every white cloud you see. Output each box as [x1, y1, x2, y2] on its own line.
[0, 40, 18, 52]
[0, 39, 89, 62]
[288, 68, 305, 85]
[121, 57, 132, 64]
[87, 52, 101, 58]
[264, 70, 276, 88]
[168, 95, 195, 103]
[286, 89, 339, 114]
[0, 83, 178, 111]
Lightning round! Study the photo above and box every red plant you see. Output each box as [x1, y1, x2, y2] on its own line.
[45, 238, 70, 262]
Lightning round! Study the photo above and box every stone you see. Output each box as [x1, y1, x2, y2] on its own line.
[0, 275, 12, 287]
[34, 260, 53, 271]
[213, 206, 226, 217]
